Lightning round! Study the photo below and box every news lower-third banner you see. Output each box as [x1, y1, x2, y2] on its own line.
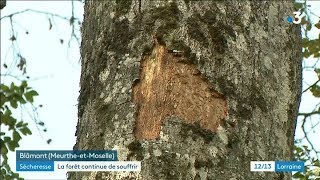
[250, 161, 305, 172]
[16, 150, 140, 172]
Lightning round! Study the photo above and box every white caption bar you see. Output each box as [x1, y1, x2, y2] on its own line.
[250, 161, 275, 172]
[55, 161, 141, 172]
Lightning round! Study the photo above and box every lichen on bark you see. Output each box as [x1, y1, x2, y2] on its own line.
[72, 1, 302, 179]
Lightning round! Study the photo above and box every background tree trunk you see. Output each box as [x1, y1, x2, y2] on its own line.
[71, 1, 301, 179]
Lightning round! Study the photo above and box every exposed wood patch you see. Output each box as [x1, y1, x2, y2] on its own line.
[133, 42, 228, 140]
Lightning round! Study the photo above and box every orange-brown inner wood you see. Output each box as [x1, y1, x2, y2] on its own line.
[133, 44, 228, 139]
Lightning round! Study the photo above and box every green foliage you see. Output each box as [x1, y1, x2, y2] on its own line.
[303, 38, 320, 58]
[0, 81, 38, 180]
[296, 2, 320, 59]
[0, 1, 81, 179]
[309, 68, 320, 98]
[294, 1, 320, 180]
[293, 145, 320, 179]
[310, 83, 320, 97]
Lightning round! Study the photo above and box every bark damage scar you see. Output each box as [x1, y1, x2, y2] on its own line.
[133, 43, 228, 140]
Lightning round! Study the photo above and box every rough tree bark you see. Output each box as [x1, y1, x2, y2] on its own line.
[71, 1, 301, 179]
[0, 0, 6, 10]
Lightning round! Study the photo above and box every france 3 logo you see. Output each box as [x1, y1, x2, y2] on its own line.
[287, 11, 302, 24]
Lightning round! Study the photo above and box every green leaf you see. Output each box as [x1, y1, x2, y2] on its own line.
[0, 140, 8, 155]
[0, 93, 6, 107]
[293, 172, 305, 178]
[301, 17, 308, 26]
[1, 113, 7, 125]
[17, 96, 27, 104]
[24, 90, 39, 103]
[1, 109, 15, 127]
[7, 118, 16, 131]
[306, 22, 312, 31]
[0, 84, 9, 92]
[302, 38, 309, 48]
[4, 107, 12, 115]
[7, 141, 19, 151]
[303, 49, 311, 58]
[3, 136, 11, 143]
[28, 90, 39, 96]
[19, 126, 32, 136]
[310, 84, 320, 97]
[12, 131, 21, 142]
[295, 146, 303, 153]
[15, 121, 23, 128]
[315, 22, 320, 29]
[294, 2, 303, 9]
[9, 100, 18, 109]
[9, 82, 15, 91]
[315, 69, 320, 79]
[0, 169, 6, 176]
[20, 81, 27, 88]
[12, 173, 19, 178]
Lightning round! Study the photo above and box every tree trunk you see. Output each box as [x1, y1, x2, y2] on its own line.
[71, 1, 302, 179]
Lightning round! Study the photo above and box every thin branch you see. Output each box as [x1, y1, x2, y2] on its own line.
[1, 9, 79, 21]
[306, 7, 320, 19]
[301, 116, 320, 159]
[68, 0, 80, 46]
[302, 79, 320, 93]
[0, 73, 23, 81]
[299, 111, 320, 117]
[21, 104, 46, 142]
